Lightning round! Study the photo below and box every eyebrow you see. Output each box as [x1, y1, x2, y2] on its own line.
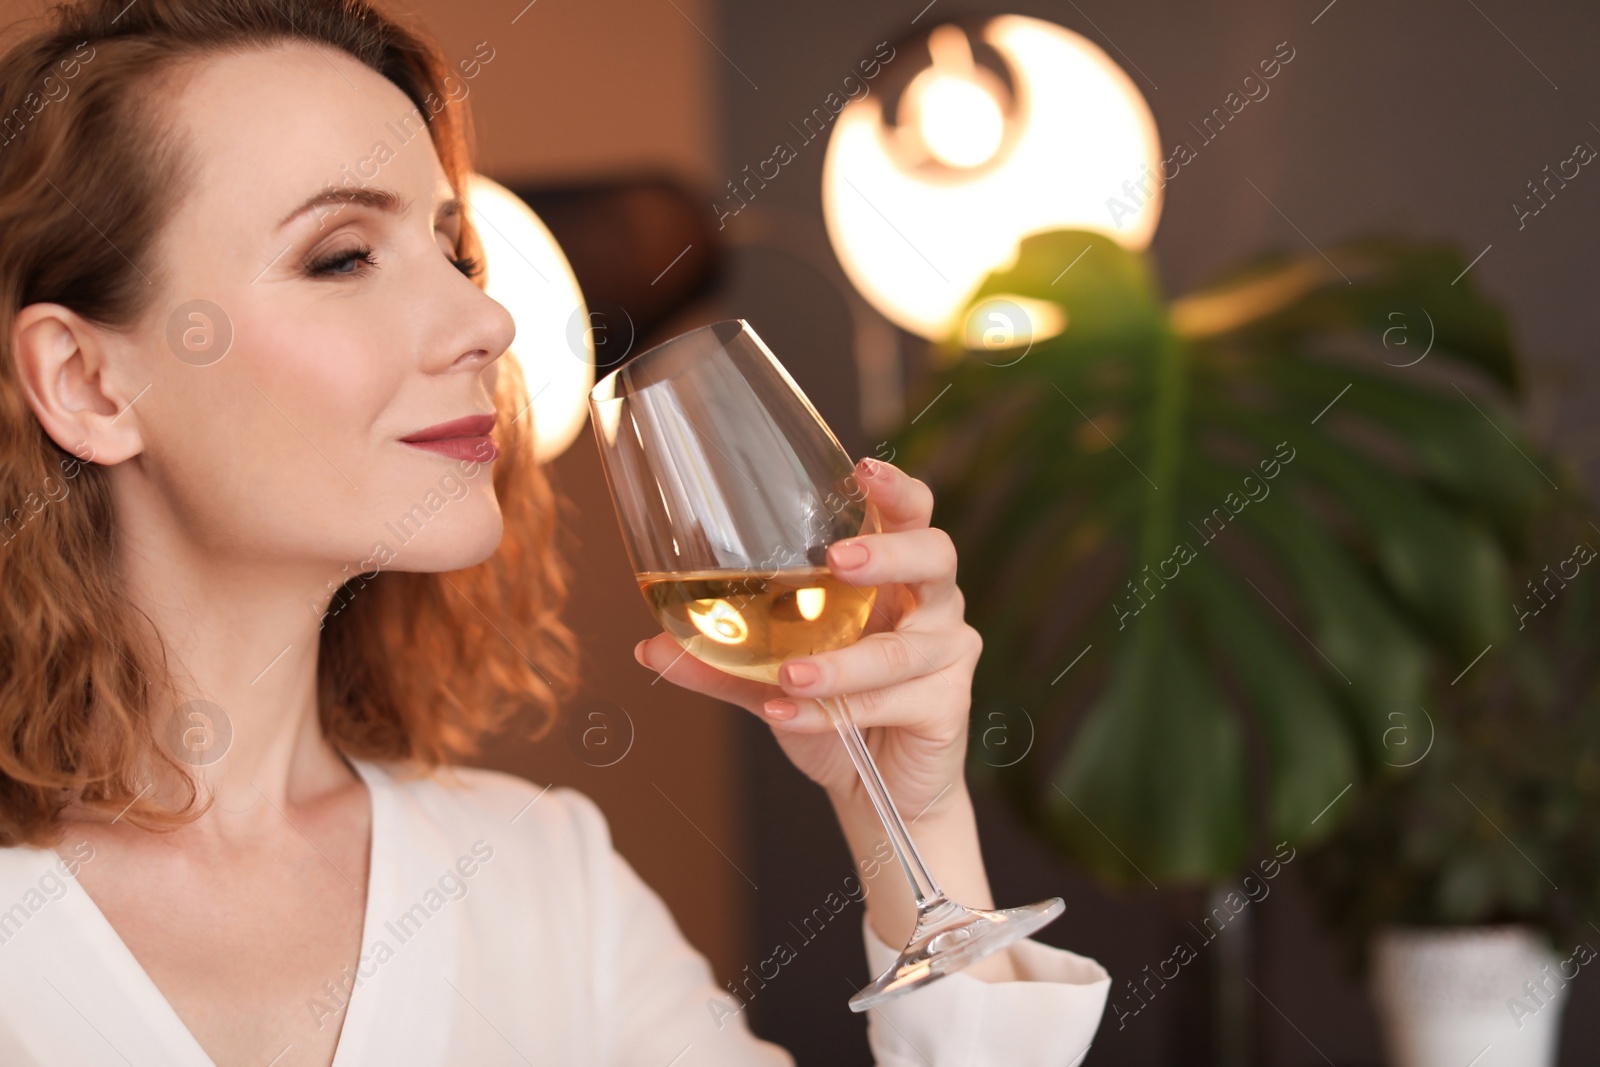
[275, 186, 462, 230]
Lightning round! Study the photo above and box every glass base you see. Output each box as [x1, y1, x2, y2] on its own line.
[849, 894, 1066, 1012]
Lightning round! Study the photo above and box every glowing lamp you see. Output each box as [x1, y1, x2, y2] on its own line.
[821, 15, 1163, 341]
[465, 173, 594, 463]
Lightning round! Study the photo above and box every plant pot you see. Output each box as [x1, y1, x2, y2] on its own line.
[1371, 925, 1568, 1067]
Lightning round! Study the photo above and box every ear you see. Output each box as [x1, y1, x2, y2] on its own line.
[10, 302, 145, 465]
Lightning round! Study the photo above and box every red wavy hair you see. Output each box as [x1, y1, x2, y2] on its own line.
[0, 0, 577, 846]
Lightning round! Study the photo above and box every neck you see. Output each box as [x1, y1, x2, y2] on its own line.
[99, 478, 360, 839]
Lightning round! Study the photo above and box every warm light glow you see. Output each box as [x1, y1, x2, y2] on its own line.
[822, 15, 1163, 340]
[795, 586, 827, 621]
[466, 173, 594, 463]
[688, 599, 750, 645]
[961, 294, 1067, 351]
[914, 74, 1005, 167]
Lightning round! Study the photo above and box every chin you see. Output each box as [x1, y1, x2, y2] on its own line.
[373, 497, 506, 573]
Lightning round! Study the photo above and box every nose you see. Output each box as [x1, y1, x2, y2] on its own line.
[429, 266, 516, 376]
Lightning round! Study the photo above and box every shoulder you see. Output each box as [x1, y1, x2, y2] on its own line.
[358, 758, 617, 872]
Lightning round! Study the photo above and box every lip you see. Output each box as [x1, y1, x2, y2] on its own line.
[401, 414, 496, 442]
[401, 413, 499, 463]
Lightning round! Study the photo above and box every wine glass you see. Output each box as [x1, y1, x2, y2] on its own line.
[587, 318, 1064, 1011]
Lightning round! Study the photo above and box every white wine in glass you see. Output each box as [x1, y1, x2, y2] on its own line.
[588, 318, 1064, 1011]
[640, 568, 876, 684]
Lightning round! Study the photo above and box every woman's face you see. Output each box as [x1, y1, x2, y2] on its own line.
[116, 42, 515, 588]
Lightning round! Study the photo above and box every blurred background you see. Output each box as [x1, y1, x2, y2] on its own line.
[394, 0, 1600, 1063]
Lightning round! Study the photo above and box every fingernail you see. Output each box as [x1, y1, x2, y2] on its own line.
[830, 539, 869, 569]
[633, 640, 649, 666]
[856, 457, 883, 479]
[763, 699, 797, 720]
[780, 661, 819, 688]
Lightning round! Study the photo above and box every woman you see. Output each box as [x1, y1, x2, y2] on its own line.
[0, 1, 1109, 1064]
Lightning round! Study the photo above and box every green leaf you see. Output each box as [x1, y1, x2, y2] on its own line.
[1252, 358, 1551, 529]
[892, 227, 1557, 890]
[1211, 406, 1511, 652]
[1050, 614, 1248, 882]
[1186, 555, 1359, 844]
[954, 229, 1168, 356]
[1217, 480, 1431, 746]
[1179, 237, 1520, 393]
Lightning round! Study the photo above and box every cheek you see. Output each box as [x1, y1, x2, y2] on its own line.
[140, 312, 402, 550]
[249, 313, 397, 479]
[250, 315, 406, 523]
[135, 301, 503, 573]
[259, 316, 400, 433]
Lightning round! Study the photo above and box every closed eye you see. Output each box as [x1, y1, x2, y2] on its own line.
[306, 244, 376, 277]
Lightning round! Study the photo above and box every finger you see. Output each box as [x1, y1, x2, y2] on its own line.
[633, 633, 772, 710]
[777, 624, 979, 700]
[853, 458, 934, 533]
[758, 672, 967, 737]
[827, 526, 958, 603]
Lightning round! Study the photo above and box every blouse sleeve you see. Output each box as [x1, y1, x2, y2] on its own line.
[857, 913, 1111, 1066]
[560, 786, 1110, 1067]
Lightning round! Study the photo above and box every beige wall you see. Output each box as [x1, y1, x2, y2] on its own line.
[401, 0, 719, 188]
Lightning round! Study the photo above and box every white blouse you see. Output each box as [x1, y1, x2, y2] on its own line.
[0, 757, 1110, 1065]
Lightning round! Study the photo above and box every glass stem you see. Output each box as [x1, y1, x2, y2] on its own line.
[820, 695, 955, 920]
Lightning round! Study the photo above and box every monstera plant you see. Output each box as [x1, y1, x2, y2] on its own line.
[893, 228, 1565, 886]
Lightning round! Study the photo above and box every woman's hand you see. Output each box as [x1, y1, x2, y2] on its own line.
[633, 457, 981, 821]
